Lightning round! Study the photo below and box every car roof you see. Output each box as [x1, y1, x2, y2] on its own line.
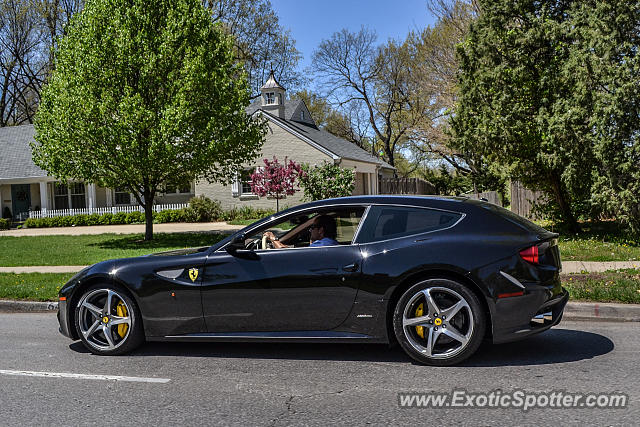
[289, 195, 474, 212]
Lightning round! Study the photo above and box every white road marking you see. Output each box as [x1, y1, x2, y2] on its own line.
[0, 369, 171, 383]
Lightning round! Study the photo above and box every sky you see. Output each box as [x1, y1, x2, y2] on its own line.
[272, 0, 437, 71]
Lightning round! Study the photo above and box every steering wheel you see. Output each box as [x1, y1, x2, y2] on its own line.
[262, 234, 270, 250]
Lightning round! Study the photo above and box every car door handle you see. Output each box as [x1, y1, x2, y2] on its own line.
[342, 263, 359, 272]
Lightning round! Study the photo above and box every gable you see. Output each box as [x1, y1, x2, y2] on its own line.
[288, 100, 316, 127]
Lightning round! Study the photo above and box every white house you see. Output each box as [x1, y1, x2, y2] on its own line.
[0, 72, 393, 219]
[195, 71, 395, 209]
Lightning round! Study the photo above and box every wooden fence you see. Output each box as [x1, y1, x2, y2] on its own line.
[378, 178, 435, 195]
[465, 191, 502, 206]
[510, 181, 545, 219]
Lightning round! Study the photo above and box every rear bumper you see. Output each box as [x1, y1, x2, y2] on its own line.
[491, 287, 569, 344]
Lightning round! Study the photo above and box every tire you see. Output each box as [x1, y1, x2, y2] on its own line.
[393, 278, 485, 366]
[74, 283, 145, 355]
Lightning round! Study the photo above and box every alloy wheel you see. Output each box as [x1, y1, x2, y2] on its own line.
[401, 286, 475, 360]
[77, 288, 133, 352]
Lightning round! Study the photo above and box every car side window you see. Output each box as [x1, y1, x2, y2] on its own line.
[243, 206, 366, 250]
[355, 206, 462, 244]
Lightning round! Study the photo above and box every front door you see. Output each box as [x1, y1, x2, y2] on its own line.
[201, 244, 363, 332]
[11, 184, 31, 220]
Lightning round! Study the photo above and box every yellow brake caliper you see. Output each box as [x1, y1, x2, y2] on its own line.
[415, 303, 424, 338]
[116, 301, 129, 338]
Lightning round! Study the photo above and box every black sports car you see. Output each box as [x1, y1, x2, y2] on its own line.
[58, 196, 568, 366]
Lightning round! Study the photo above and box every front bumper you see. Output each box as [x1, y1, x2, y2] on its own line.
[57, 300, 76, 339]
[491, 287, 569, 344]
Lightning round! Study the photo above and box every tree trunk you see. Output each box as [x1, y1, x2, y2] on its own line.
[549, 173, 581, 233]
[144, 192, 154, 241]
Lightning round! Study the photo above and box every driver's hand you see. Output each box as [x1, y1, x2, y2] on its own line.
[263, 231, 276, 242]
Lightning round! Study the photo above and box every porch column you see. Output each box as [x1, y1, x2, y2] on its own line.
[105, 188, 113, 207]
[87, 183, 96, 212]
[39, 182, 49, 212]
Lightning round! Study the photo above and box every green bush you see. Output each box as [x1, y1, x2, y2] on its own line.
[154, 209, 187, 223]
[0, 218, 10, 230]
[19, 202, 274, 229]
[299, 162, 355, 201]
[221, 206, 275, 221]
[125, 211, 144, 224]
[185, 196, 223, 222]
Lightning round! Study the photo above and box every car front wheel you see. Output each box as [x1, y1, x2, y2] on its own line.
[75, 284, 144, 355]
[393, 279, 485, 366]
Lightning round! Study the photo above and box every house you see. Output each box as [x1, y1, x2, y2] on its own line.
[0, 125, 193, 220]
[0, 72, 393, 219]
[195, 71, 395, 209]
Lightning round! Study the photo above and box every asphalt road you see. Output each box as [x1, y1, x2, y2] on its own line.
[0, 313, 637, 426]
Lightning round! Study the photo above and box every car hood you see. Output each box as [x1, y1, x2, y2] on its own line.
[147, 247, 209, 257]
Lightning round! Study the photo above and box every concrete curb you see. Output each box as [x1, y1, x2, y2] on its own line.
[562, 301, 640, 322]
[1, 299, 639, 322]
[0, 300, 58, 312]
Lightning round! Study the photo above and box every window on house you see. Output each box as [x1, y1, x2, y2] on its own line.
[162, 184, 193, 195]
[300, 110, 305, 120]
[70, 183, 86, 209]
[54, 183, 68, 210]
[114, 187, 131, 205]
[53, 182, 86, 210]
[240, 169, 254, 194]
[265, 92, 275, 104]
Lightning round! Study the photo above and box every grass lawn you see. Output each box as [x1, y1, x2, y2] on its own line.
[562, 269, 640, 304]
[542, 220, 640, 262]
[0, 273, 71, 301]
[0, 233, 226, 267]
[227, 219, 260, 226]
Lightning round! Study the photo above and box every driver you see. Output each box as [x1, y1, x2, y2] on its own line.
[264, 215, 339, 249]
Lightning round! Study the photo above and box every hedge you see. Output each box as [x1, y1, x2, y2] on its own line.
[21, 197, 276, 229]
[0, 218, 9, 230]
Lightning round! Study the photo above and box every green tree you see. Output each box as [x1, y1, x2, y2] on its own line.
[298, 163, 355, 201]
[451, 0, 598, 231]
[33, 0, 266, 240]
[569, 2, 640, 232]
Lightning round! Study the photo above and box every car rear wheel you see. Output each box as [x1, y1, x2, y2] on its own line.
[393, 279, 485, 366]
[75, 284, 144, 355]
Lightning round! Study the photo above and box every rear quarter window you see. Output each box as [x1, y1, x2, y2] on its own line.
[356, 206, 463, 244]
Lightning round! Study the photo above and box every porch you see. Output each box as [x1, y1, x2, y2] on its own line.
[0, 179, 193, 221]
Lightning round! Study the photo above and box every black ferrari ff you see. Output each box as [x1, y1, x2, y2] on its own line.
[57, 196, 568, 366]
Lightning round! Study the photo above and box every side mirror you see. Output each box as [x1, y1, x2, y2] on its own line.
[226, 233, 247, 254]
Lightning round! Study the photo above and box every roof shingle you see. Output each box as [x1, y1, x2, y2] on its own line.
[247, 99, 394, 170]
[0, 125, 48, 180]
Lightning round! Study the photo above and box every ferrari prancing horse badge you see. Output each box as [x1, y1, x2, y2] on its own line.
[188, 268, 199, 282]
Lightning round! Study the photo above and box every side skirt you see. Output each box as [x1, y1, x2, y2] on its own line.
[148, 330, 387, 344]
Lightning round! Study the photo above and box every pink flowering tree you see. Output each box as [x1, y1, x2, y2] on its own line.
[250, 156, 304, 211]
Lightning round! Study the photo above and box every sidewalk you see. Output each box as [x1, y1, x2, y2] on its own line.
[561, 261, 639, 274]
[0, 222, 244, 237]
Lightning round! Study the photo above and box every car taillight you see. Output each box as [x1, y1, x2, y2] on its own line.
[520, 245, 539, 264]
